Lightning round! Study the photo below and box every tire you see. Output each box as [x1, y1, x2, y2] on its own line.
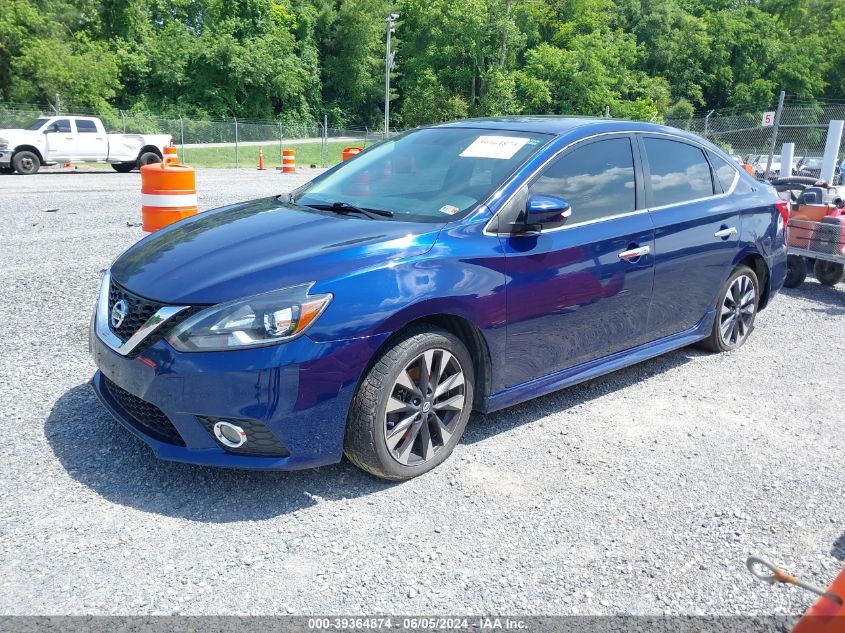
[138, 151, 161, 167]
[814, 260, 845, 287]
[698, 265, 760, 353]
[344, 326, 475, 481]
[12, 150, 40, 175]
[111, 162, 135, 173]
[784, 255, 807, 288]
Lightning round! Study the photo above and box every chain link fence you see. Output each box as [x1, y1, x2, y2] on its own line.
[665, 97, 845, 181]
[1, 97, 843, 174]
[0, 103, 386, 168]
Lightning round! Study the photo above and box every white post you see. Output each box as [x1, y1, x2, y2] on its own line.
[820, 120, 844, 184]
[781, 143, 795, 178]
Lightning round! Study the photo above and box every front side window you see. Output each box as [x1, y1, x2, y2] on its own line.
[47, 119, 72, 134]
[529, 137, 636, 228]
[26, 119, 50, 131]
[643, 138, 714, 207]
[296, 127, 551, 222]
[76, 119, 98, 133]
[708, 152, 739, 192]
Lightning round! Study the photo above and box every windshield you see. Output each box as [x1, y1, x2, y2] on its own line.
[25, 118, 49, 131]
[802, 158, 823, 168]
[296, 127, 551, 221]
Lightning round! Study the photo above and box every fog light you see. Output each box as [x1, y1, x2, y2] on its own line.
[213, 420, 247, 448]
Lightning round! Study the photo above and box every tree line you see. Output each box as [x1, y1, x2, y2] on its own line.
[1, 0, 843, 129]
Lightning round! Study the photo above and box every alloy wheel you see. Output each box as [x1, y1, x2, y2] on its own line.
[384, 348, 466, 466]
[719, 274, 756, 347]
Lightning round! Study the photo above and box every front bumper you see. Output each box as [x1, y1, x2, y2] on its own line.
[0, 150, 12, 167]
[90, 322, 388, 470]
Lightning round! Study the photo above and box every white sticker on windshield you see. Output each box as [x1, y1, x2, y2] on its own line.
[459, 135, 530, 160]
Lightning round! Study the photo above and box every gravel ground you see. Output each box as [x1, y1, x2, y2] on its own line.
[1, 169, 843, 616]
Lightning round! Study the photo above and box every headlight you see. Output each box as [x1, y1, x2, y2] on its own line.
[0, 138, 8, 149]
[167, 283, 332, 352]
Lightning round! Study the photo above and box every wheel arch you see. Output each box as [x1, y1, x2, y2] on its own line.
[13, 145, 44, 163]
[358, 312, 494, 413]
[138, 145, 163, 160]
[733, 250, 771, 309]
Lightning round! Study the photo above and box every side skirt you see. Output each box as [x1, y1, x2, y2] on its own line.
[485, 309, 715, 413]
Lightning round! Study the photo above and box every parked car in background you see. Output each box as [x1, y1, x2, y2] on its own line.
[0, 116, 171, 175]
[89, 117, 788, 480]
[795, 156, 843, 184]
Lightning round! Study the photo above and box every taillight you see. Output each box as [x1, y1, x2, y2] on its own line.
[775, 199, 790, 234]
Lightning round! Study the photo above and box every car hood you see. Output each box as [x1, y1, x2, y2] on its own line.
[111, 197, 444, 304]
[0, 128, 31, 139]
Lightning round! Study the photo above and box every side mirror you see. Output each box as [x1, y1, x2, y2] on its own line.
[526, 194, 571, 225]
[501, 194, 572, 237]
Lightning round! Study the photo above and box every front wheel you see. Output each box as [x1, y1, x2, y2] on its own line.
[698, 265, 760, 353]
[12, 150, 40, 175]
[814, 260, 845, 287]
[344, 326, 474, 481]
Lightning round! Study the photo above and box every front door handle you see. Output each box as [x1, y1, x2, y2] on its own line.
[714, 226, 738, 239]
[618, 245, 650, 261]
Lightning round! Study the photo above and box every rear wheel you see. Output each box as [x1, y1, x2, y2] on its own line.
[12, 150, 40, 175]
[111, 162, 135, 173]
[698, 265, 759, 353]
[344, 326, 474, 481]
[814, 260, 845, 286]
[138, 151, 161, 167]
[784, 255, 807, 288]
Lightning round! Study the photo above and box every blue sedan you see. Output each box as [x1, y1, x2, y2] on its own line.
[90, 117, 788, 480]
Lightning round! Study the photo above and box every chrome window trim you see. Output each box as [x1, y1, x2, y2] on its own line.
[94, 270, 189, 356]
[483, 130, 741, 237]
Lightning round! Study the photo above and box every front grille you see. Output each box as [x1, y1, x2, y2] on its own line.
[106, 280, 203, 355]
[198, 416, 290, 457]
[102, 375, 186, 446]
[108, 281, 164, 342]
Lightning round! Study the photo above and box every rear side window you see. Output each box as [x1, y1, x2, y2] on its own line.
[530, 137, 636, 227]
[76, 119, 98, 133]
[707, 152, 738, 192]
[643, 138, 714, 207]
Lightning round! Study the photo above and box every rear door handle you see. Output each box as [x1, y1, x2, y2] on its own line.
[618, 245, 650, 261]
[714, 226, 738, 239]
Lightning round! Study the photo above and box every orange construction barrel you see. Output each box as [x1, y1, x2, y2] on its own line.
[140, 162, 198, 232]
[162, 143, 179, 165]
[282, 149, 296, 173]
[793, 567, 845, 633]
[342, 147, 363, 161]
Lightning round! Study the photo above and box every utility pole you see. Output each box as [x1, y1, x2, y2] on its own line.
[764, 90, 785, 181]
[384, 13, 399, 139]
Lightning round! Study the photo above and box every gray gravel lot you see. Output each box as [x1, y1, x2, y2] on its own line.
[1, 169, 843, 616]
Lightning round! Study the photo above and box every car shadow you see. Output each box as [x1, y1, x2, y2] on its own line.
[463, 345, 698, 444]
[45, 384, 393, 523]
[48, 346, 698, 523]
[832, 534, 845, 561]
[783, 280, 845, 313]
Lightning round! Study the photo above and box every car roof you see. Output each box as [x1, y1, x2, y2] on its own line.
[432, 116, 696, 136]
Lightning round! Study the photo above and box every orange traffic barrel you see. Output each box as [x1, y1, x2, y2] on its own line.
[342, 147, 363, 161]
[793, 567, 845, 633]
[140, 162, 197, 232]
[282, 149, 296, 173]
[162, 143, 179, 165]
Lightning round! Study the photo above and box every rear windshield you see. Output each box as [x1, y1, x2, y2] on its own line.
[296, 127, 552, 222]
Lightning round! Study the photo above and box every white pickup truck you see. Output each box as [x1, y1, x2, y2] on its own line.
[0, 116, 172, 175]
